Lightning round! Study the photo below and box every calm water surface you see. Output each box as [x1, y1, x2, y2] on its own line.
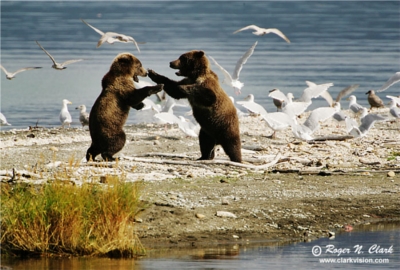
[2, 221, 399, 269]
[1, 1, 399, 130]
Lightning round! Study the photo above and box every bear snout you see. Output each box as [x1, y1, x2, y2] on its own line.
[169, 60, 180, 69]
[139, 66, 148, 77]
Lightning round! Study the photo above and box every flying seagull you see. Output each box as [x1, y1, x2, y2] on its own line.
[208, 41, 257, 95]
[36, 41, 83, 70]
[377, 72, 400, 92]
[81, 19, 143, 53]
[233, 25, 290, 43]
[0, 64, 42, 80]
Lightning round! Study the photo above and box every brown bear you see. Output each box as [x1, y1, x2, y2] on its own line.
[87, 52, 163, 161]
[148, 50, 242, 162]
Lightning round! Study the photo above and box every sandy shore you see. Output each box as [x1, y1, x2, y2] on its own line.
[1, 111, 399, 248]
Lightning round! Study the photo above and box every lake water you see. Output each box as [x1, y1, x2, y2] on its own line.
[1, 1, 399, 131]
[2, 221, 399, 269]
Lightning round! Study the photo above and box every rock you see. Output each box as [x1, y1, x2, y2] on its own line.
[195, 213, 205, 219]
[221, 198, 229, 205]
[387, 171, 395, 177]
[49, 146, 59, 152]
[232, 235, 239, 239]
[216, 211, 237, 218]
[134, 217, 143, 223]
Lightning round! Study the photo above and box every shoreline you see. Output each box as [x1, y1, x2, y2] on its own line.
[1, 115, 399, 251]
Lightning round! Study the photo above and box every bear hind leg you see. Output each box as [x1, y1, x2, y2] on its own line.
[86, 145, 101, 162]
[221, 138, 242, 163]
[197, 129, 216, 160]
[100, 131, 126, 162]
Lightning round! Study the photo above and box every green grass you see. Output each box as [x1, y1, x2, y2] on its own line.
[387, 151, 400, 161]
[1, 175, 145, 258]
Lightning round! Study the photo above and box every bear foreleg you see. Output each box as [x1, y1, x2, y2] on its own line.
[126, 84, 163, 109]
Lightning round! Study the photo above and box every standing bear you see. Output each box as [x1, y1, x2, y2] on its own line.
[87, 52, 163, 161]
[148, 50, 242, 162]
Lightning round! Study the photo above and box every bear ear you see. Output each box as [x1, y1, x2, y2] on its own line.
[195, 51, 205, 58]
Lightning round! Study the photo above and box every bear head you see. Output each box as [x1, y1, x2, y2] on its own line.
[170, 50, 208, 78]
[110, 53, 147, 82]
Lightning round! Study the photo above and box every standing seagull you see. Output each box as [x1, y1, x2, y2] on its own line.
[347, 95, 365, 115]
[75, 105, 90, 128]
[81, 19, 143, 53]
[208, 41, 257, 95]
[36, 41, 83, 70]
[60, 99, 73, 128]
[366, 90, 385, 110]
[377, 72, 400, 92]
[233, 25, 290, 43]
[0, 64, 42, 80]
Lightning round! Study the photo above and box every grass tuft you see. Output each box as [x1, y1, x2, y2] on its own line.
[1, 176, 145, 258]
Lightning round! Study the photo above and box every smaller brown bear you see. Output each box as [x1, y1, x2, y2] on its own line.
[87, 52, 163, 161]
[148, 50, 242, 162]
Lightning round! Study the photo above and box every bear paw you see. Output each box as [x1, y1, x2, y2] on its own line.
[147, 69, 161, 83]
[150, 84, 164, 94]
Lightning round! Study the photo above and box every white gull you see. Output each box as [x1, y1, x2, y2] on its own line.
[81, 19, 143, 53]
[60, 99, 73, 128]
[208, 41, 257, 95]
[233, 25, 291, 43]
[36, 41, 83, 70]
[0, 64, 42, 80]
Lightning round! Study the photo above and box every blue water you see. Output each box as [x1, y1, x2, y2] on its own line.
[2, 221, 399, 269]
[1, 1, 399, 130]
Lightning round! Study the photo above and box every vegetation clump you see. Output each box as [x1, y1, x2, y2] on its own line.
[1, 176, 145, 258]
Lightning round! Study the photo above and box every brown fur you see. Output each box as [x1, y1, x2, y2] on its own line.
[87, 53, 163, 161]
[148, 50, 242, 162]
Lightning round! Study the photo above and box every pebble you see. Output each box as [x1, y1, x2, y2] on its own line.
[196, 213, 205, 219]
[216, 211, 237, 218]
[232, 235, 239, 239]
[387, 171, 395, 177]
[134, 217, 143, 223]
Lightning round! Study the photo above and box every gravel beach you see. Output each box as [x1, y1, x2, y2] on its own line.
[1, 110, 399, 248]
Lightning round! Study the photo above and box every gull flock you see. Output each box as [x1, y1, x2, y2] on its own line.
[1, 22, 399, 143]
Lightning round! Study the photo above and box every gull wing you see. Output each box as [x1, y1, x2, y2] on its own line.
[262, 112, 294, 130]
[282, 101, 310, 118]
[36, 41, 57, 65]
[359, 114, 387, 134]
[268, 89, 289, 103]
[81, 19, 105, 36]
[0, 65, 9, 75]
[237, 101, 268, 117]
[298, 81, 334, 102]
[303, 107, 336, 133]
[232, 41, 257, 80]
[61, 59, 83, 66]
[267, 28, 291, 43]
[232, 25, 258, 34]
[320, 90, 334, 107]
[386, 95, 400, 106]
[13, 67, 42, 75]
[377, 72, 400, 92]
[335, 84, 359, 102]
[208, 56, 233, 82]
